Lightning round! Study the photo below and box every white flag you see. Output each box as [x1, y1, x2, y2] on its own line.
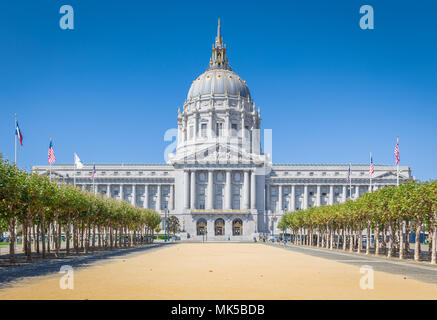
[74, 152, 84, 169]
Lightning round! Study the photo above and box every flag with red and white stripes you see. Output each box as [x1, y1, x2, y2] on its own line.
[48, 139, 56, 165]
[394, 137, 400, 165]
[90, 164, 96, 181]
[369, 154, 374, 176]
[346, 163, 351, 183]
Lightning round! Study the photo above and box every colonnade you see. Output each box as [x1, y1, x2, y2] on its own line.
[184, 169, 256, 211]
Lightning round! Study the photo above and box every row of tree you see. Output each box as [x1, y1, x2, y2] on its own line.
[278, 180, 437, 264]
[0, 159, 162, 263]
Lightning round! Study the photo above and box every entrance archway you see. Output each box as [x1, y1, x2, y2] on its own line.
[214, 218, 225, 236]
[197, 218, 207, 236]
[232, 219, 243, 236]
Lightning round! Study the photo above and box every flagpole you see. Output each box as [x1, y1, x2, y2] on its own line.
[92, 161, 95, 194]
[73, 153, 76, 187]
[349, 162, 352, 199]
[396, 136, 400, 186]
[14, 113, 17, 165]
[49, 135, 52, 182]
[369, 152, 372, 193]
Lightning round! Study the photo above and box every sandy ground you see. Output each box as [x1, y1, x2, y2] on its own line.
[0, 243, 437, 300]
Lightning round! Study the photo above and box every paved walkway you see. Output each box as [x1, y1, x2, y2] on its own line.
[267, 242, 437, 284]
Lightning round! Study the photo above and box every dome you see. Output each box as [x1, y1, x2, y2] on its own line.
[187, 68, 251, 101]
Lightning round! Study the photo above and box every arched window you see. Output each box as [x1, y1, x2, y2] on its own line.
[197, 219, 207, 236]
[232, 219, 243, 236]
[215, 218, 225, 236]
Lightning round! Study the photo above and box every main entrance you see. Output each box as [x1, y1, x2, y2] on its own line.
[215, 218, 225, 236]
[197, 218, 207, 235]
[232, 219, 243, 236]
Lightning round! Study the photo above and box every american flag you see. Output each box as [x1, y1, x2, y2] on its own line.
[394, 137, 400, 165]
[369, 154, 374, 176]
[48, 139, 56, 164]
[90, 164, 96, 180]
[346, 163, 351, 183]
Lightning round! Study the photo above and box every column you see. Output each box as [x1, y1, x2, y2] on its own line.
[242, 170, 249, 210]
[342, 185, 347, 202]
[278, 185, 283, 212]
[250, 170, 256, 209]
[144, 184, 149, 208]
[303, 185, 308, 209]
[329, 185, 334, 205]
[169, 185, 174, 210]
[290, 185, 295, 211]
[225, 170, 232, 210]
[355, 185, 360, 199]
[156, 184, 161, 212]
[266, 184, 271, 212]
[316, 185, 321, 207]
[120, 184, 124, 201]
[190, 171, 196, 210]
[131, 184, 136, 206]
[184, 171, 190, 209]
[106, 184, 111, 198]
[207, 171, 214, 210]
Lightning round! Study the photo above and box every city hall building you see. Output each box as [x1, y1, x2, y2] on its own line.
[33, 21, 411, 240]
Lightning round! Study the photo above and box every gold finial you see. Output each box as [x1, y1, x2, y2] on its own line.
[209, 18, 230, 70]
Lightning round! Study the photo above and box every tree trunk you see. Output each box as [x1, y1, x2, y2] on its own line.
[366, 222, 371, 255]
[92, 226, 96, 249]
[23, 222, 28, 258]
[382, 226, 387, 255]
[8, 217, 16, 263]
[66, 218, 71, 255]
[387, 223, 393, 258]
[41, 214, 46, 258]
[349, 228, 353, 252]
[431, 224, 437, 264]
[36, 224, 40, 254]
[342, 229, 347, 251]
[47, 223, 51, 254]
[329, 229, 334, 250]
[374, 225, 380, 256]
[56, 218, 61, 257]
[405, 221, 410, 258]
[357, 223, 362, 254]
[399, 221, 404, 260]
[414, 223, 421, 262]
[33, 224, 37, 251]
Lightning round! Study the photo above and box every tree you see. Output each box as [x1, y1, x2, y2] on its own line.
[167, 215, 180, 237]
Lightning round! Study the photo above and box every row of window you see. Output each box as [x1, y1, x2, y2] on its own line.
[74, 171, 169, 176]
[282, 171, 369, 177]
[186, 122, 250, 140]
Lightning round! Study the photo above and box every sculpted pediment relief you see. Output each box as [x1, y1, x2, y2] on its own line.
[168, 143, 266, 165]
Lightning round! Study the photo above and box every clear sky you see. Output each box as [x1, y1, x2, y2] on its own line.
[0, 0, 436, 181]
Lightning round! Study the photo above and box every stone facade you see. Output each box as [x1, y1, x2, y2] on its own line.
[32, 20, 412, 240]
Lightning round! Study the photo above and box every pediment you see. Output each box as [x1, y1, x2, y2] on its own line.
[374, 171, 407, 180]
[168, 143, 267, 165]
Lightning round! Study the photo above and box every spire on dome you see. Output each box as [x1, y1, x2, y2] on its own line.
[209, 19, 230, 70]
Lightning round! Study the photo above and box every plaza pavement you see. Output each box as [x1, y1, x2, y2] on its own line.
[0, 242, 436, 299]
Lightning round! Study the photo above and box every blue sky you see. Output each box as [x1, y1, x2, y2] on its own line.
[0, 0, 436, 181]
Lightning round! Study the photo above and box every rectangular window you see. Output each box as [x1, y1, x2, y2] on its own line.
[189, 126, 194, 139]
[201, 123, 207, 137]
[216, 123, 223, 137]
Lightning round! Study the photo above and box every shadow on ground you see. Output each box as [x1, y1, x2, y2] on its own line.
[0, 243, 172, 288]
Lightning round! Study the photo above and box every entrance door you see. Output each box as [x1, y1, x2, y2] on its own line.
[215, 218, 225, 236]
